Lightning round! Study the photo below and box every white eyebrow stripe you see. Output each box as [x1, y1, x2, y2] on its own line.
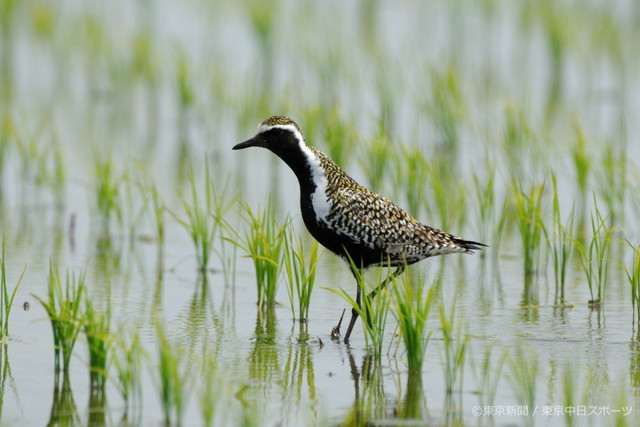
[258, 123, 300, 135]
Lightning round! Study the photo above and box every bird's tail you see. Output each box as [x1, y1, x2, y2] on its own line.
[454, 238, 488, 253]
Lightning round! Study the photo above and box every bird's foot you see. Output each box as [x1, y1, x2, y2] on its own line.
[331, 308, 346, 341]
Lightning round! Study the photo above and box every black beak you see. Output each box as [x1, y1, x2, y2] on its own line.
[233, 137, 260, 150]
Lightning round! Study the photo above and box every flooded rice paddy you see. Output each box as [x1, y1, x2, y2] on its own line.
[1, 0, 640, 426]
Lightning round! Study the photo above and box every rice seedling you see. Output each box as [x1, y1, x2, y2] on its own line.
[172, 162, 228, 273]
[561, 363, 580, 427]
[120, 171, 150, 247]
[327, 264, 392, 357]
[283, 229, 321, 323]
[51, 141, 66, 204]
[598, 142, 627, 228]
[31, 135, 66, 205]
[228, 203, 287, 308]
[129, 28, 157, 84]
[83, 297, 111, 390]
[390, 271, 436, 372]
[33, 264, 85, 373]
[374, 64, 399, 139]
[48, 373, 80, 427]
[545, 174, 575, 305]
[112, 331, 143, 415]
[611, 388, 634, 427]
[0, 342, 12, 421]
[149, 182, 165, 248]
[571, 121, 591, 203]
[501, 104, 534, 177]
[631, 341, 640, 390]
[236, 391, 266, 427]
[575, 200, 615, 309]
[399, 371, 425, 421]
[304, 106, 355, 169]
[0, 0, 18, 102]
[12, 124, 66, 205]
[84, 298, 110, 425]
[491, 195, 511, 265]
[508, 345, 538, 426]
[93, 231, 125, 279]
[393, 146, 467, 232]
[198, 351, 223, 427]
[357, 355, 388, 422]
[182, 278, 216, 348]
[132, 35, 161, 148]
[439, 298, 470, 394]
[244, 0, 276, 88]
[393, 145, 430, 219]
[154, 322, 192, 427]
[359, 123, 396, 193]
[622, 241, 640, 327]
[176, 53, 194, 112]
[430, 162, 468, 233]
[511, 178, 545, 279]
[281, 328, 318, 421]
[521, 0, 578, 118]
[88, 384, 107, 427]
[215, 230, 238, 289]
[425, 64, 463, 151]
[248, 304, 279, 381]
[93, 154, 123, 234]
[0, 241, 25, 341]
[472, 163, 496, 246]
[0, 117, 10, 195]
[471, 344, 509, 417]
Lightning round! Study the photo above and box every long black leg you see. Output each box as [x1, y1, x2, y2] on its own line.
[332, 267, 362, 341]
[343, 280, 361, 344]
[343, 264, 407, 344]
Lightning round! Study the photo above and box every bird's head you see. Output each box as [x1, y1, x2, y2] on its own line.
[233, 116, 305, 155]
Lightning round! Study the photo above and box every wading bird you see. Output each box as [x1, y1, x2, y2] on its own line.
[234, 116, 485, 343]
